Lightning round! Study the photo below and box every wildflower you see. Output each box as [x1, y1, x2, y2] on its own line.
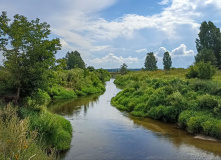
[15, 154, 19, 160]
[24, 144, 28, 148]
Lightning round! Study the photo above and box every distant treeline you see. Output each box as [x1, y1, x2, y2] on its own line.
[105, 68, 141, 72]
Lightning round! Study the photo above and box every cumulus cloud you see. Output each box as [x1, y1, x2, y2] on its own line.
[155, 47, 167, 58]
[171, 44, 194, 57]
[90, 53, 138, 64]
[155, 44, 194, 59]
[135, 48, 148, 53]
[88, 53, 139, 68]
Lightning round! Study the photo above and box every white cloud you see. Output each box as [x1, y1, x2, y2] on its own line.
[135, 48, 148, 53]
[90, 53, 138, 64]
[171, 44, 194, 57]
[159, 0, 170, 5]
[156, 47, 167, 58]
[90, 45, 110, 52]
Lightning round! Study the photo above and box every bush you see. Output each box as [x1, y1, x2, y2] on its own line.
[197, 94, 219, 110]
[186, 61, 216, 80]
[187, 116, 204, 133]
[47, 85, 76, 99]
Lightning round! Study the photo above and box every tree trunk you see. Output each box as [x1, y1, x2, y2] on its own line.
[15, 86, 20, 105]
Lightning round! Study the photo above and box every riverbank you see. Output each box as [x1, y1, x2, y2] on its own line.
[111, 69, 221, 140]
[48, 79, 221, 159]
[0, 68, 111, 158]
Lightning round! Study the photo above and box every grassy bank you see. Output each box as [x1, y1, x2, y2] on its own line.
[0, 68, 111, 158]
[111, 69, 221, 139]
[0, 104, 56, 160]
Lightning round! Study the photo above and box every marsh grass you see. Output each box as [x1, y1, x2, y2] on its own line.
[0, 104, 56, 160]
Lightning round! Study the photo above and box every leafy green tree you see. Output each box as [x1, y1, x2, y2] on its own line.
[0, 12, 61, 102]
[120, 63, 128, 75]
[195, 48, 217, 65]
[87, 66, 95, 72]
[196, 21, 221, 67]
[144, 52, 158, 71]
[65, 51, 85, 69]
[163, 51, 172, 70]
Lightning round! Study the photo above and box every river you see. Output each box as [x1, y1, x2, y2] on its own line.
[48, 79, 221, 160]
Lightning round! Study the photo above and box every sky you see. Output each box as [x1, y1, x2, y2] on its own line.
[1, 0, 221, 69]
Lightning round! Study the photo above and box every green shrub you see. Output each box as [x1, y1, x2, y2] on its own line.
[201, 121, 213, 135]
[186, 65, 198, 79]
[187, 116, 205, 133]
[186, 61, 216, 80]
[197, 94, 219, 110]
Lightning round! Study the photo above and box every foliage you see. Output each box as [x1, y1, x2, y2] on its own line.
[196, 21, 221, 68]
[95, 68, 111, 83]
[144, 52, 158, 71]
[57, 68, 108, 96]
[163, 51, 172, 70]
[186, 61, 216, 80]
[0, 104, 55, 160]
[112, 69, 221, 139]
[20, 106, 72, 150]
[65, 51, 85, 69]
[195, 48, 217, 65]
[120, 63, 128, 75]
[0, 12, 61, 102]
[87, 66, 95, 72]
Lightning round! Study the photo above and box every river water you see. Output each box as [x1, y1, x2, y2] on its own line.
[48, 79, 221, 160]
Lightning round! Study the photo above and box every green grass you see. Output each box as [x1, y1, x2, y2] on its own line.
[0, 104, 56, 160]
[111, 69, 221, 139]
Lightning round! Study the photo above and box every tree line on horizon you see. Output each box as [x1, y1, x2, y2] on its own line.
[133, 20, 221, 79]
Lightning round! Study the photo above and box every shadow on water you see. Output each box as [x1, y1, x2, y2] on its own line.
[48, 79, 221, 160]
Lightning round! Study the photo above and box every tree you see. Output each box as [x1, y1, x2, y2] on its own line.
[0, 12, 61, 103]
[87, 66, 95, 72]
[65, 51, 85, 69]
[195, 48, 217, 65]
[144, 52, 157, 71]
[120, 63, 128, 75]
[163, 51, 172, 70]
[196, 21, 221, 67]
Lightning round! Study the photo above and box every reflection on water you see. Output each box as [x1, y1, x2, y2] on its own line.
[48, 93, 101, 116]
[48, 79, 221, 160]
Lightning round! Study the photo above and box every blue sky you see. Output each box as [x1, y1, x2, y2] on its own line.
[1, 0, 221, 69]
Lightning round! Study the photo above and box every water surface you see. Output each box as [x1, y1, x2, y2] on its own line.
[48, 79, 221, 160]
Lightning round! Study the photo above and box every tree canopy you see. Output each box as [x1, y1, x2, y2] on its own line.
[195, 48, 217, 65]
[65, 51, 86, 70]
[0, 12, 61, 102]
[163, 51, 172, 70]
[144, 52, 158, 71]
[196, 21, 221, 67]
[120, 63, 128, 75]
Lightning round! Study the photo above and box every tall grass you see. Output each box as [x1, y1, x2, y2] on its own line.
[0, 104, 56, 160]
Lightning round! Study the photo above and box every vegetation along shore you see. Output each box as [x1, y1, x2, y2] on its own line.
[0, 12, 110, 159]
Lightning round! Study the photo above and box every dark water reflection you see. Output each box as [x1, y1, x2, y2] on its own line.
[48, 79, 221, 160]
